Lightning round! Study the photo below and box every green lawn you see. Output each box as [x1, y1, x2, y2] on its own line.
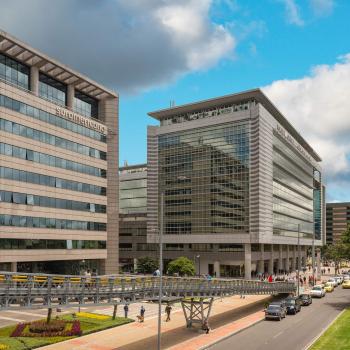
[0, 314, 133, 350]
[310, 309, 350, 350]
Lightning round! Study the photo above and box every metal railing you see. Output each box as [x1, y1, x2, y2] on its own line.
[0, 271, 295, 310]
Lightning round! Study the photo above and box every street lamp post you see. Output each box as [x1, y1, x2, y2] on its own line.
[196, 255, 201, 276]
[297, 224, 301, 296]
[157, 192, 164, 350]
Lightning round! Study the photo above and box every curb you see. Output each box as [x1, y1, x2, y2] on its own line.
[199, 316, 264, 350]
[302, 309, 346, 350]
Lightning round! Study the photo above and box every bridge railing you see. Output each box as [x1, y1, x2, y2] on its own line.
[0, 271, 295, 310]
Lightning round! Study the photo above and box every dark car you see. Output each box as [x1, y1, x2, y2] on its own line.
[265, 305, 286, 321]
[269, 300, 287, 315]
[299, 294, 312, 306]
[285, 297, 302, 315]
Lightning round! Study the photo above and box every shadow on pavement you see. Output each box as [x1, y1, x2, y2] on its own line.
[115, 297, 272, 350]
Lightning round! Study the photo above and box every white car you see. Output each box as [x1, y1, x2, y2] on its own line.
[328, 278, 337, 287]
[343, 275, 350, 281]
[310, 285, 325, 298]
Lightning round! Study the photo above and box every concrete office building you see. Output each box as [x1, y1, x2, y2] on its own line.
[0, 30, 119, 274]
[147, 89, 325, 279]
[326, 202, 350, 245]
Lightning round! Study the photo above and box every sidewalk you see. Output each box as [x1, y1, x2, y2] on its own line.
[39, 294, 271, 350]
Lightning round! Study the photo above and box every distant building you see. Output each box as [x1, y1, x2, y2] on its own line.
[147, 89, 325, 278]
[0, 30, 119, 274]
[326, 202, 350, 245]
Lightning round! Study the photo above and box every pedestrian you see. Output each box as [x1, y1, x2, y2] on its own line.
[303, 276, 306, 284]
[139, 305, 145, 322]
[202, 319, 210, 334]
[124, 303, 129, 318]
[165, 303, 172, 322]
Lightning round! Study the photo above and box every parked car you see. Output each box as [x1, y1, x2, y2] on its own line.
[285, 297, 302, 314]
[310, 285, 325, 298]
[265, 305, 286, 321]
[269, 301, 287, 315]
[324, 282, 334, 293]
[342, 280, 350, 289]
[343, 275, 350, 281]
[299, 294, 312, 306]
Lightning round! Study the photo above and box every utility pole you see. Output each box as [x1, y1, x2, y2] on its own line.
[312, 224, 315, 286]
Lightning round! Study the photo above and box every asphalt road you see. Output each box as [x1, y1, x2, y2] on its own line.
[208, 286, 350, 350]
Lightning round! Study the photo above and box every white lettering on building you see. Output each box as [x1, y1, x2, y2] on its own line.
[276, 124, 316, 164]
[55, 107, 107, 135]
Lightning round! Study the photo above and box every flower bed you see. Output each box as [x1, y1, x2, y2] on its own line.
[10, 320, 82, 338]
[0, 344, 8, 350]
[76, 312, 110, 320]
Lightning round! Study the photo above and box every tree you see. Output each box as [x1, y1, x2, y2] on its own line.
[136, 256, 158, 274]
[167, 257, 195, 276]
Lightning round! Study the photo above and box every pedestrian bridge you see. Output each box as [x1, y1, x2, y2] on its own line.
[0, 271, 295, 311]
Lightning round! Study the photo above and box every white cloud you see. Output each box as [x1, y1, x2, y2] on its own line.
[0, 0, 235, 93]
[263, 54, 350, 200]
[309, 0, 334, 17]
[281, 0, 304, 26]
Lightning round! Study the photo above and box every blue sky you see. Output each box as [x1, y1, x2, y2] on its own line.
[1, 0, 350, 202]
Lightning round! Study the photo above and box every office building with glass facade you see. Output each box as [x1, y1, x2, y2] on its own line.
[0, 30, 119, 274]
[147, 89, 325, 278]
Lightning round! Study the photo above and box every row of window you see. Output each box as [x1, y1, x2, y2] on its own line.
[0, 118, 106, 160]
[0, 190, 106, 213]
[0, 94, 106, 142]
[0, 166, 106, 196]
[39, 73, 67, 106]
[0, 53, 29, 90]
[0, 143, 106, 178]
[0, 239, 106, 250]
[0, 214, 106, 231]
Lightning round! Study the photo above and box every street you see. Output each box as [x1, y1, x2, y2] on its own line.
[208, 286, 350, 350]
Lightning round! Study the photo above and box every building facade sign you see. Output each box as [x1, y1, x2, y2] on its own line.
[276, 124, 317, 165]
[56, 107, 107, 135]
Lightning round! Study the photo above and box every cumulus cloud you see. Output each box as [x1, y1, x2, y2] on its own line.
[309, 0, 334, 17]
[0, 0, 235, 93]
[263, 54, 350, 201]
[280, 0, 304, 26]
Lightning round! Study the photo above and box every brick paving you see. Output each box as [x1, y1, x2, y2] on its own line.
[39, 294, 270, 350]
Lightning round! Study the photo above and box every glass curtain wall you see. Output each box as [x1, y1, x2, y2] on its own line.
[158, 121, 250, 236]
[272, 133, 314, 238]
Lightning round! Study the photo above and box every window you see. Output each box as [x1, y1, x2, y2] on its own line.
[0, 53, 29, 89]
[26, 194, 34, 205]
[74, 91, 98, 118]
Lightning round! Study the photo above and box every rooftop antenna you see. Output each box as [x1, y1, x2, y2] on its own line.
[169, 100, 176, 108]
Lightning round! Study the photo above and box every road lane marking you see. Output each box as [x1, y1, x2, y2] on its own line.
[273, 331, 284, 339]
[0, 316, 25, 322]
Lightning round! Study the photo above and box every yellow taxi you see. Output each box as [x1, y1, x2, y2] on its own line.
[324, 282, 334, 293]
[342, 280, 350, 289]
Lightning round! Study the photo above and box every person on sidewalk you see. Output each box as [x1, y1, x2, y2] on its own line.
[165, 303, 172, 322]
[202, 319, 210, 334]
[124, 304, 129, 318]
[139, 305, 145, 322]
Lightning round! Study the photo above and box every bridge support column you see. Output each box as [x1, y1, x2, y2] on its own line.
[244, 243, 251, 280]
[181, 297, 214, 328]
[214, 261, 220, 278]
